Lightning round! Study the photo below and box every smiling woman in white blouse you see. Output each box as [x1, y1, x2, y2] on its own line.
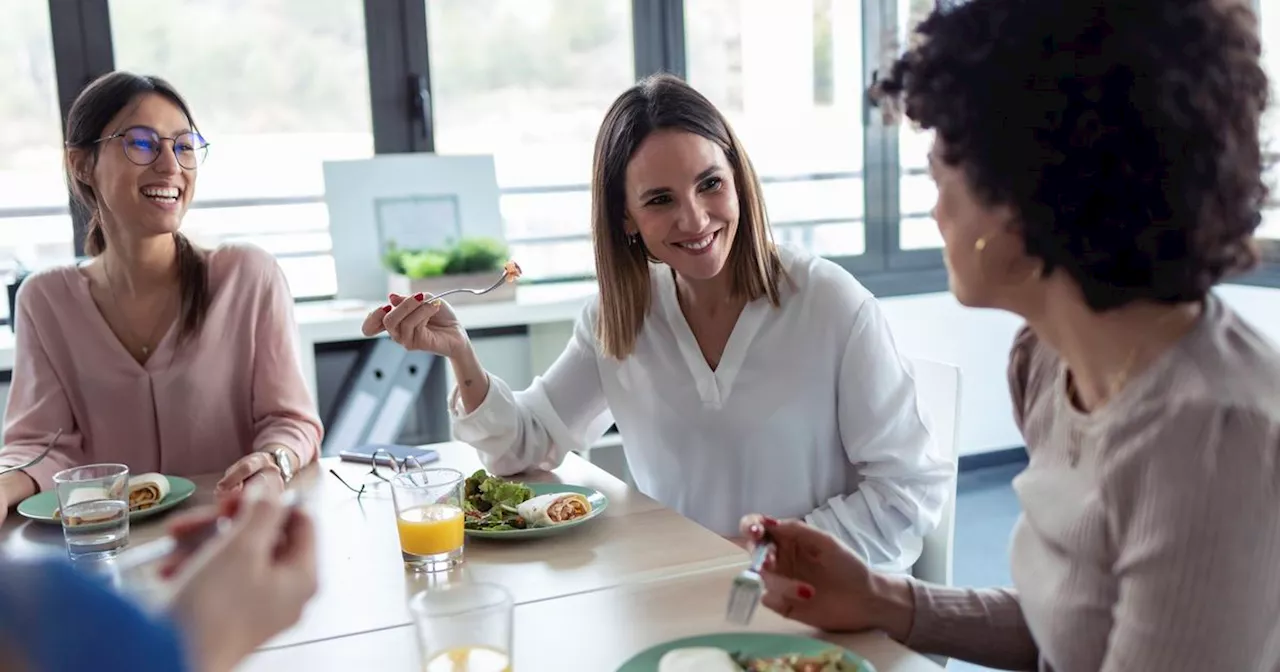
[361, 74, 954, 573]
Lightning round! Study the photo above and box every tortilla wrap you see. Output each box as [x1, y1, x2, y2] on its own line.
[128, 473, 170, 511]
[515, 492, 591, 527]
[658, 648, 740, 672]
[53, 486, 111, 523]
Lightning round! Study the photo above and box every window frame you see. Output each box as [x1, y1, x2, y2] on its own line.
[22, 0, 1279, 305]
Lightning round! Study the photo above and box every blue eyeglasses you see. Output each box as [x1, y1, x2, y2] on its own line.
[94, 125, 210, 170]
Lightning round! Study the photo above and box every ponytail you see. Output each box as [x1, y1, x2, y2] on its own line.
[173, 232, 210, 344]
[84, 214, 107, 256]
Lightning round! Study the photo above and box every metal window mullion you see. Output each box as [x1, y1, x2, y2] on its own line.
[49, 0, 114, 257]
[364, 0, 432, 153]
[633, 0, 686, 79]
[857, 0, 895, 274]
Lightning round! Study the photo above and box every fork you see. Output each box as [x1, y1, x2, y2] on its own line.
[726, 536, 776, 625]
[0, 428, 63, 478]
[425, 265, 519, 302]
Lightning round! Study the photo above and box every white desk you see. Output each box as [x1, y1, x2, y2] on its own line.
[290, 281, 596, 403]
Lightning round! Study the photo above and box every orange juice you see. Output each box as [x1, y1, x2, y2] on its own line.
[397, 503, 464, 556]
[423, 646, 511, 672]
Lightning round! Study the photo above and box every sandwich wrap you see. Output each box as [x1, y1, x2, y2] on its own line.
[128, 473, 170, 511]
[515, 492, 591, 527]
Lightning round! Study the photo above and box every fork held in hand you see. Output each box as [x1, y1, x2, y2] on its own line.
[726, 536, 775, 625]
[0, 428, 63, 478]
[424, 261, 521, 302]
[428, 274, 509, 301]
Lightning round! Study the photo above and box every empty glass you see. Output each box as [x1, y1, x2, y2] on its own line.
[390, 468, 465, 572]
[53, 464, 130, 561]
[410, 583, 513, 672]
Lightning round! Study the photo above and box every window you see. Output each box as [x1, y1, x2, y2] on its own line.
[897, 0, 942, 252]
[686, 0, 866, 260]
[109, 0, 375, 297]
[1261, 0, 1280, 260]
[0, 3, 69, 320]
[426, 0, 635, 281]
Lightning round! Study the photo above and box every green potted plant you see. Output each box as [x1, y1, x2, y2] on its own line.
[382, 236, 516, 305]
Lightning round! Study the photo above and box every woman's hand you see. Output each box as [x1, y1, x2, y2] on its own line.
[215, 452, 284, 498]
[360, 293, 471, 359]
[0, 472, 38, 526]
[739, 514, 915, 640]
[164, 482, 318, 672]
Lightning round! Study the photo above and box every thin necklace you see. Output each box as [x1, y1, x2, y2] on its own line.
[104, 261, 173, 358]
[1064, 305, 1200, 466]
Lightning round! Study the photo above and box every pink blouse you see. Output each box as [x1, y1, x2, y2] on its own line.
[0, 243, 322, 491]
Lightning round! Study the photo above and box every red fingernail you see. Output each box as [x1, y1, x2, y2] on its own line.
[762, 516, 778, 527]
[381, 305, 392, 313]
[797, 585, 814, 600]
[414, 292, 425, 301]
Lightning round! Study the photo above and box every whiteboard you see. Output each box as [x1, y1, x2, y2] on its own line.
[323, 154, 503, 300]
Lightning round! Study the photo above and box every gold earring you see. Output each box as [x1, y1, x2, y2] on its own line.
[974, 237, 988, 252]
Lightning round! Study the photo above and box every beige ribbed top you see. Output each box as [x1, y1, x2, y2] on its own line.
[905, 295, 1280, 671]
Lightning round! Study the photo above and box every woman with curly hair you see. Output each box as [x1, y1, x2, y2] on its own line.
[738, 0, 1280, 669]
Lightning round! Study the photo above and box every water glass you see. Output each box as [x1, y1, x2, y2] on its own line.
[410, 583, 513, 672]
[53, 464, 130, 560]
[390, 468, 465, 572]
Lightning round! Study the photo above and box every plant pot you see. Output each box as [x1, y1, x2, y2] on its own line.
[388, 271, 516, 305]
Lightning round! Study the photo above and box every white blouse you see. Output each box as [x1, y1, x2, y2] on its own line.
[451, 246, 954, 572]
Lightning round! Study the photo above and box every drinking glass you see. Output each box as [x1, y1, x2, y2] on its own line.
[410, 583, 513, 672]
[53, 464, 130, 560]
[390, 468, 465, 572]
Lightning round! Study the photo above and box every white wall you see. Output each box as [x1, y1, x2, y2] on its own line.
[878, 295, 1026, 455]
[882, 284, 1280, 455]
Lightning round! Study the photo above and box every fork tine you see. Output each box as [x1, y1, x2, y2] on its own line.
[726, 582, 761, 625]
[725, 539, 773, 625]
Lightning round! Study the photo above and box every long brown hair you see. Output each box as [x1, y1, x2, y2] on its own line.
[63, 72, 210, 343]
[591, 74, 786, 359]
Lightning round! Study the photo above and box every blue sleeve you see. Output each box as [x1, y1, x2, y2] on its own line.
[0, 560, 191, 672]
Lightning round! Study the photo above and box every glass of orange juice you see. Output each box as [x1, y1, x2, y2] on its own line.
[410, 583, 513, 672]
[390, 468, 465, 572]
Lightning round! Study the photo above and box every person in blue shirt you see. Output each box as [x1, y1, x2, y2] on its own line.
[0, 481, 315, 672]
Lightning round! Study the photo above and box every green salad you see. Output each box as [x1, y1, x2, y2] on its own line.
[462, 469, 534, 531]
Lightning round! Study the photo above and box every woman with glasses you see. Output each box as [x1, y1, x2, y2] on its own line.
[0, 71, 322, 523]
[362, 75, 955, 573]
[738, 0, 1280, 669]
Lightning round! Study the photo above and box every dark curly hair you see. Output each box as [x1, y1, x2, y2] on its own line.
[874, 0, 1271, 310]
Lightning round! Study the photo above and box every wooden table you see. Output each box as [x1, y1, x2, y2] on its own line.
[242, 564, 941, 671]
[0, 442, 943, 671]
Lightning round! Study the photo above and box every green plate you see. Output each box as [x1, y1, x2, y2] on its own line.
[16, 475, 198, 524]
[616, 633, 876, 671]
[464, 483, 608, 540]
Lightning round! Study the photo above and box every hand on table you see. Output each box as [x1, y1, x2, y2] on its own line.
[0, 471, 39, 526]
[361, 292, 470, 359]
[164, 481, 318, 672]
[215, 452, 284, 498]
[738, 514, 915, 639]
